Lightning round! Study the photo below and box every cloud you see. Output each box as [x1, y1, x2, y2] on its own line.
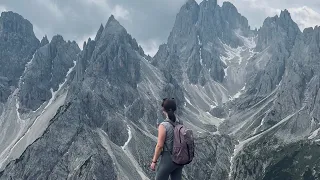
[289, 6, 320, 30]
[33, 24, 46, 39]
[77, 33, 96, 50]
[140, 38, 161, 56]
[111, 5, 130, 21]
[0, 5, 6, 13]
[85, 0, 110, 10]
[35, 0, 63, 20]
[215, 0, 281, 28]
[1, 0, 320, 57]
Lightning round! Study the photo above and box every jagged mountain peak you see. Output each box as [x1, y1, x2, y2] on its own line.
[78, 14, 142, 88]
[157, 0, 251, 85]
[0, 11, 39, 102]
[256, 9, 300, 51]
[175, 0, 199, 22]
[301, 25, 320, 46]
[105, 15, 125, 33]
[278, 9, 300, 31]
[199, 0, 218, 7]
[184, 0, 199, 7]
[51, 34, 65, 44]
[260, 9, 298, 31]
[40, 35, 49, 46]
[1, 2, 320, 180]
[279, 9, 291, 19]
[95, 23, 104, 41]
[49, 35, 78, 48]
[0, 11, 36, 37]
[93, 15, 130, 47]
[1, 11, 24, 21]
[303, 26, 315, 35]
[222, 1, 236, 9]
[19, 32, 80, 111]
[92, 15, 141, 55]
[167, 0, 199, 48]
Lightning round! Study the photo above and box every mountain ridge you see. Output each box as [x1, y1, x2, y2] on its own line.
[0, 1, 320, 180]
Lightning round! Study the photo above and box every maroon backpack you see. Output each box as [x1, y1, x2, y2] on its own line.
[167, 122, 195, 165]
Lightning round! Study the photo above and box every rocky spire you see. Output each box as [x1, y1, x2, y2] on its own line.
[199, 0, 218, 10]
[18, 33, 80, 111]
[256, 9, 300, 51]
[40, 35, 49, 46]
[94, 24, 104, 41]
[0, 11, 36, 37]
[167, 0, 199, 48]
[0, 11, 39, 102]
[105, 15, 126, 34]
[221, 1, 249, 31]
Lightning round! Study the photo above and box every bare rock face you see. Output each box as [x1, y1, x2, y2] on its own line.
[0, 11, 39, 102]
[19, 35, 80, 111]
[223, 13, 320, 180]
[1, 1, 320, 180]
[245, 10, 300, 97]
[0, 15, 142, 179]
[154, 0, 252, 85]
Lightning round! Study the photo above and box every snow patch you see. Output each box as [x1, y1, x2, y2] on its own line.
[304, 155, 312, 160]
[185, 97, 192, 105]
[234, 31, 257, 49]
[253, 115, 267, 134]
[210, 104, 217, 109]
[15, 98, 22, 121]
[237, 107, 304, 154]
[308, 127, 320, 140]
[0, 60, 76, 170]
[0, 91, 67, 170]
[58, 60, 76, 90]
[15, 52, 37, 117]
[101, 126, 150, 180]
[198, 35, 203, 66]
[121, 125, 132, 150]
[224, 67, 229, 78]
[220, 42, 243, 65]
[44, 60, 76, 111]
[228, 141, 238, 179]
[229, 86, 246, 100]
[229, 106, 306, 177]
[233, 91, 242, 99]
[98, 129, 132, 180]
[21, 52, 36, 81]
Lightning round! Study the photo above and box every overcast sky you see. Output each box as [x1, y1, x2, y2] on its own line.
[0, 0, 320, 56]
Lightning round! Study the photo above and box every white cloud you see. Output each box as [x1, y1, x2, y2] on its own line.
[0, 5, 7, 13]
[111, 5, 130, 21]
[289, 6, 320, 30]
[139, 39, 161, 57]
[82, 0, 111, 12]
[35, 0, 63, 20]
[76, 33, 95, 50]
[33, 24, 46, 40]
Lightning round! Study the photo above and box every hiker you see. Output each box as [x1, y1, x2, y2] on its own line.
[151, 98, 194, 180]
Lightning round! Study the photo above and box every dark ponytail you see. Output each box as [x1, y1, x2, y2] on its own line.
[167, 109, 176, 122]
[162, 98, 177, 122]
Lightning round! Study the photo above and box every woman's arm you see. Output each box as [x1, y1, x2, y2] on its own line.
[151, 124, 166, 170]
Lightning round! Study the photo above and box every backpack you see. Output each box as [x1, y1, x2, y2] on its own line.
[166, 122, 195, 165]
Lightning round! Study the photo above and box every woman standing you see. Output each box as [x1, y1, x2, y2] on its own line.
[150, 98, 184, 180]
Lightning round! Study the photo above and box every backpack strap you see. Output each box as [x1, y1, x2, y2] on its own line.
[167, 120, 176, 127]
